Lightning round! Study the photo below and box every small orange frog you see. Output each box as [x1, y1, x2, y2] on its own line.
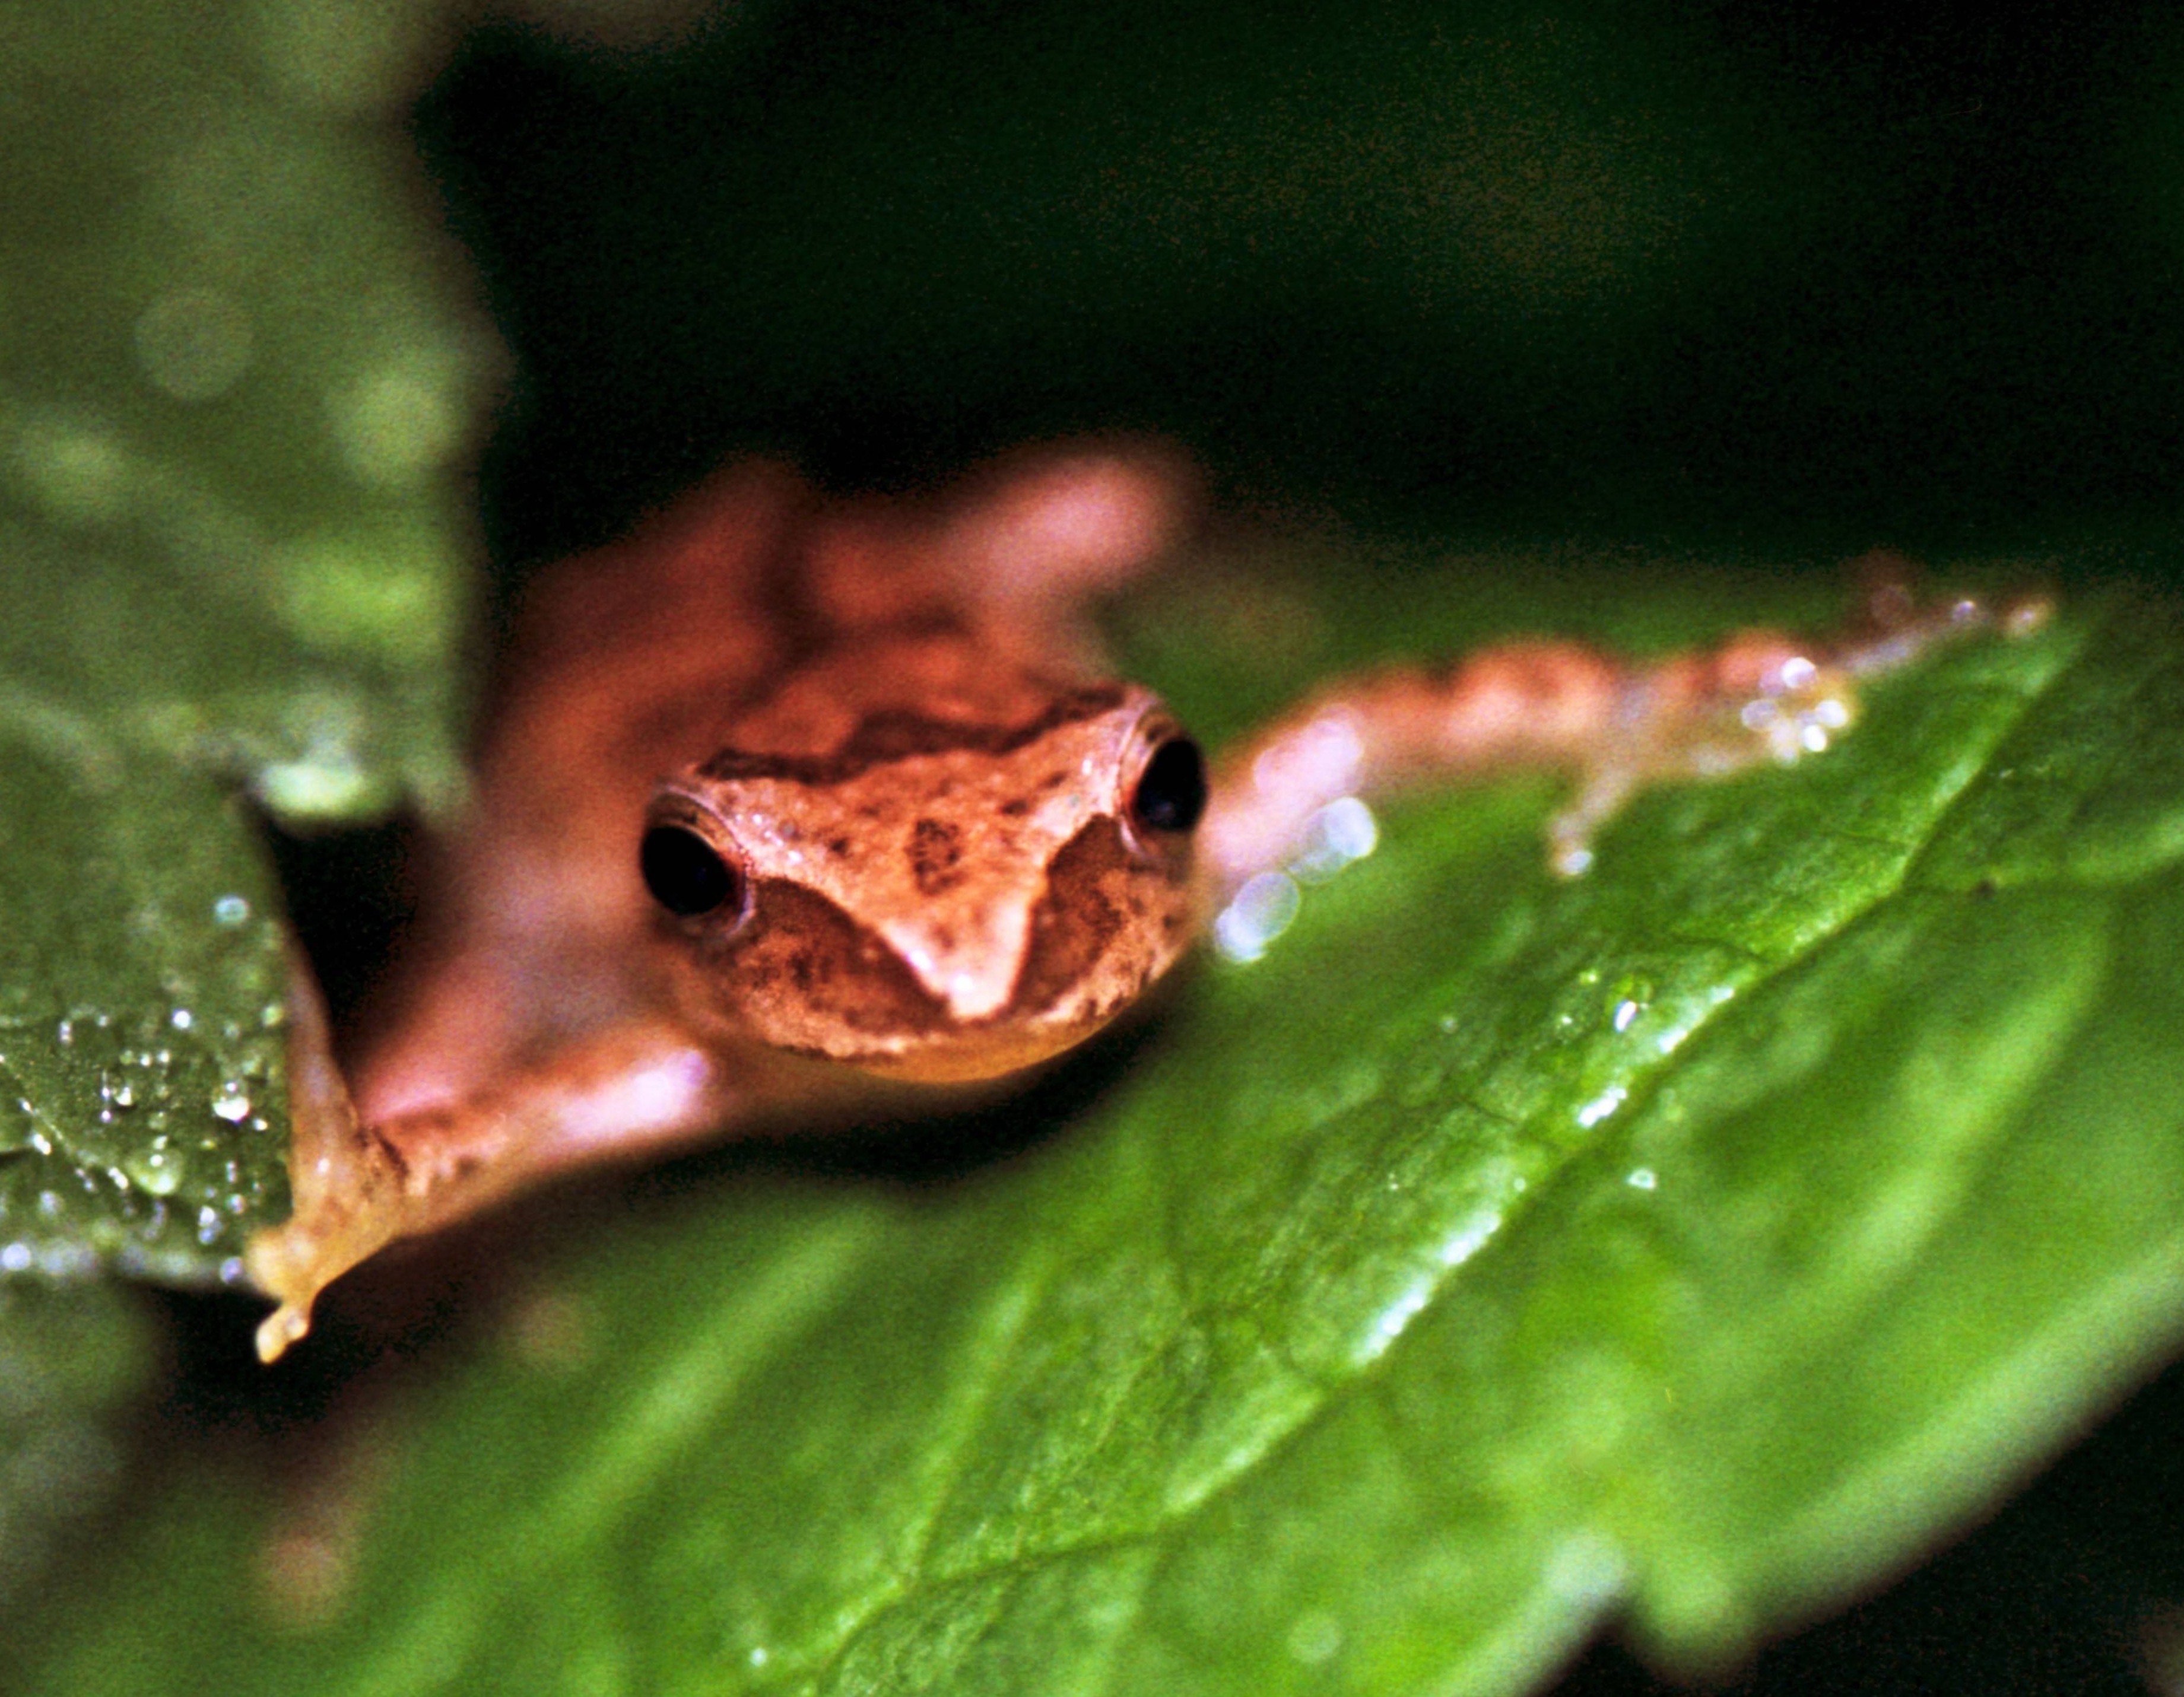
[247, 447, 2043, 1359]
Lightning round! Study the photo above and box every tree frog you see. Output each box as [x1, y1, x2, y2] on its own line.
[247, 447, 2044, 1361]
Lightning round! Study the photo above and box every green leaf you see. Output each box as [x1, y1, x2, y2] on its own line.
[17, 571, 2184, 1697]
[12, 4, 2184, 1692]
[0, 0, 487, 1282]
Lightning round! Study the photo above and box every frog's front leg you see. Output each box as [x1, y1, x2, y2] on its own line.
[247, 959, 784, 1364]
[1201, 571, 2051, 905]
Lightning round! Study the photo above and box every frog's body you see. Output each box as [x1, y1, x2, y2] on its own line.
[247, 449, 2043, 1361]
[355, 459, 1198, 1126]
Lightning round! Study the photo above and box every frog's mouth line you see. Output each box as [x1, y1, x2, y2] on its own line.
[823, 989, 1142, 1083]
[757, 956, 1139, 1085]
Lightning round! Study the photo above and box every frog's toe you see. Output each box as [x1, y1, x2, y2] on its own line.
[252, 1288, 314, 1364]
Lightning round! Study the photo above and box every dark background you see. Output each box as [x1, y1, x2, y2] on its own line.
[404, 2, 2184, 1688]
[418, 0, 2184, 573]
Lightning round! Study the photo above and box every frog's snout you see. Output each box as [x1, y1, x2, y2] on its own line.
[880, 914, 1028, 1024]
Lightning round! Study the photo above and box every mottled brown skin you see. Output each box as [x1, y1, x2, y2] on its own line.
[650, 666, 1193, 1079]
[246, 453, 2044, 1362]
[250, 450, 1205, 1359]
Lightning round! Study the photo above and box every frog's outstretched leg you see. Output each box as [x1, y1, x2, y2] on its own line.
[247, 956, 770, 1363]
[1201, 570, 2052, 904]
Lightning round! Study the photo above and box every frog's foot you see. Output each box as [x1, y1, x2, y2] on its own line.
[246, 1125, 408, 1364]
[1544, 636, 1860, 877]
[248, 985, 735, 1362]
[248, 1079, 554, 1364]
[246, 955, 405, 1362]
[1547, 573, 2052, 875]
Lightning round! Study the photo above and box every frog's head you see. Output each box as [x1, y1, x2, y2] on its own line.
[642, 681, 1204, 1082]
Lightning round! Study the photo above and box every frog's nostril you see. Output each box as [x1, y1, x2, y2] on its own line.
[641, 826, 743, 917]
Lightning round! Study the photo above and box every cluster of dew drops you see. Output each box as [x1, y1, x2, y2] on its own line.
[1, 892, 284, 1282]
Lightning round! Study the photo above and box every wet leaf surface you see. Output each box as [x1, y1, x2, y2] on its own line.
[14, 4, 2184, 1693]
[0, 0, 484, 1280]
[17, 577, 2184, 1697]
[0, 0, 482, 1632]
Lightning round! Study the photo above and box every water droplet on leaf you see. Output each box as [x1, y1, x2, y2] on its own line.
[124, 1140, 186, 1198]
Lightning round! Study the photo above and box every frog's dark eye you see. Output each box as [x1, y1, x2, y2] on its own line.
[1131, 736, 1207, 834]
[642, 825, 744, 918]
